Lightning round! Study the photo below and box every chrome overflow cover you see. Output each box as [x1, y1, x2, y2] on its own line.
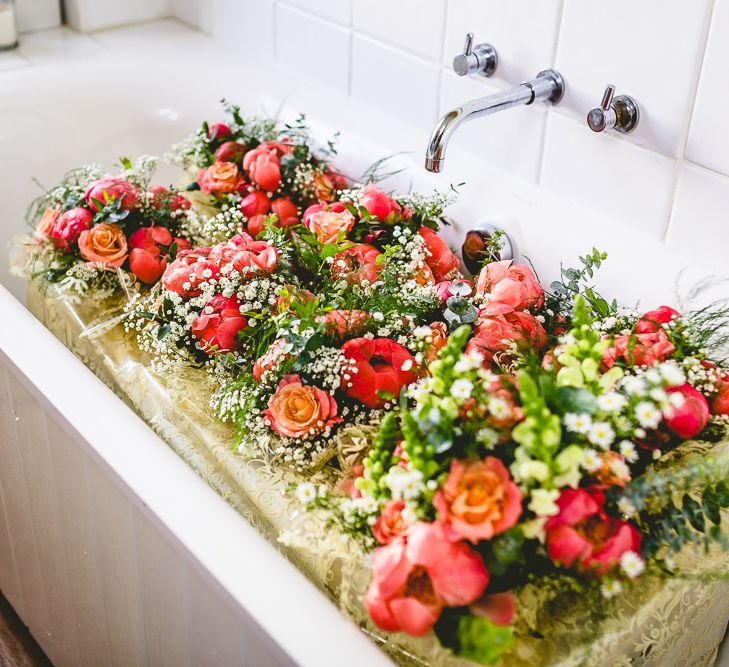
[461, 224, 516, 275]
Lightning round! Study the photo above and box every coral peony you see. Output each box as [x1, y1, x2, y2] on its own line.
[197, 162, 245, 196]
[146, 185, 190, 211]
[78, 223, 128, 267]
[191, 294, 247, 354]
[665, 384, 710, 439]
[602, 330, 676, 369]
[545, 487, 640, 576]
[127, 226, 174, 284]
[270, 197, 299, 227]
[319, 309, 371, 338]
[476, 260, 544, 316]
[418, 227, 460, 282]
[263, 374, 341, 438]
[341, 337, 417, 408]
[331, 243, 382, 285]
[162, 248, 219, 298]
[303, 202, 355, 244]
[373, 500, 412, 545]
[240, 190, 271, 218]
[468, 311, 547, 365]
[50, 207, 92, 250]
[365, 522, 489, 636]
[433, 457, 522, 543]
[209, 233, 278, 276]
[85, 177, 138, 213]
[207, 122, 232, 141]
[634, 306, 680, 334]
[214, 141, 247, 163]
[243, 146, 281, 192]
[360, 185, 402, 223]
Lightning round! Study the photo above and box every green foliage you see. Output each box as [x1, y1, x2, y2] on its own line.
[456, 616, 513, 664]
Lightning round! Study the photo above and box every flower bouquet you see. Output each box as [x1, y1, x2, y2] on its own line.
[16, 156, 192, 301]
[299, 253, 729, 664]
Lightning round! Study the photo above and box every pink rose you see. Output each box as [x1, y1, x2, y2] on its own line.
[85, 177, 138, 213]
[365, 522, 489, 637]
[433, 457, 522, 543]
[35, 206, 60, 238]
[634, 305, 680, 334]
[240, 190, 271, 218]
[602, 330, 676, 369]
[331, 243, 382, 285]
[50, 207, 92, 250]
[207, 122, 231, 141]
[77, 223, 127, 267]
[198, 162, 246, 196]
[209, 233, 278, 276]
[304, 202, 355, 244]
[243, 146, 281, 192]
[665, 384, 710, 439]
[270, 198, 299, 227]
[191, 294, 247, 354]
[360, 185, 402, 223]
[263, 374, 341, 438]
[373, 500, 412, 545]
[545, 487, 640, 576]
[162, 248, 219, 298]
[476, 260, 544, 316]
[418, 227, 460, 282]
[214, 141, 247, 163]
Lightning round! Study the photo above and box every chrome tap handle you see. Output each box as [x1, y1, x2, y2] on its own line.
[452, 32, 497, 78]
[587, 84, 639, 134]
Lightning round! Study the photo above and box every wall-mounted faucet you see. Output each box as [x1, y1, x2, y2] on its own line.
[452, 32, 498, 78]
[586, 85, 640, 134]
[425, 69, 565, 173]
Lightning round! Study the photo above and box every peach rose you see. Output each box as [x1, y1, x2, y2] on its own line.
[433, 457, 522, 543]
[425, 322, 448, 362]
[373, 500, 412, 545]
[476, 260, 544, 316]
[263, 374, 341, 439]
[306, 205, 356, 244]
[318, 309, 371, 338]
[197, 162, 245, 196]
[35, 206, 60, 238]
[78, 223, 128, 267]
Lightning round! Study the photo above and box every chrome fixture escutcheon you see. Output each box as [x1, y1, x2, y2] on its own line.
[461, 224, 516, 275]
[587, 84, 640, 134]
[452, 32, 498, 78]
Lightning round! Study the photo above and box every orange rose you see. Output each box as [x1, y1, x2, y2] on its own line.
[433, 457, 522, 543]
[78, 223, 128, 267]
[197, 162, 245, 196]
[263, 374, 341, 439]
[308, 208, 356, 244]
[425, 322, 448, 362]
[35, 206, 60, 238]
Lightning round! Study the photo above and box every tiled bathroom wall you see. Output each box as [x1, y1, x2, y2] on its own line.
[163, 0, 729, 272]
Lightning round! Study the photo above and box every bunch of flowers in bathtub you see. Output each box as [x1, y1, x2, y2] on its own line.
[168, 102, 346, 246]
[20, 156, 193, 298]
[298, 255, 729, 664]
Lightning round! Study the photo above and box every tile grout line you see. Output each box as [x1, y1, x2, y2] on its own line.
[662, 0, 717, 244]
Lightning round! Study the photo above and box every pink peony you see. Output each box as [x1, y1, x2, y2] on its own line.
[476, 260, 544, 316]
[209, 233, 278, 276]
[50, 207, 93, 250]
[243, 146, 281, 192]
[418, 227, 460, 282]
[360, 185, 402, 223]
[468, 311, 547, 365]
[85, 177, 138, 212]
[263, 374, 341, 438]
[214, 141, 247, 163]
[191, 294, 247, 354]
[240, 190, 271, 218]
[665, 384, 710, 439]
[270, 198, 299, 227]
[331, 243, 382, 285]
[365, 522, 489, 636]
[602, 330, 676, 369]
[545, 487, 640, 576]
[433, 457, 522, 543]
[207, 123, 232, 141]
[434, 279, 472, 303]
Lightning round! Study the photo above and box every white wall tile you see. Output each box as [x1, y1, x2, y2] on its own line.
[64, 0, 170, 32]
[15, 0, 61, 33]
[276, 4, 351, 94]
[282, 0, 351, 26]
[351, 34, 440, 131]
[541, 113, 675, 239]
[439, 72, 545, 183]
[556, 0, 711, 157]
[686, 0, 729, 177]
[211, 0, 275, 60]
[443, 0, 562, 88]
[668, 165, 729, 270]
[353, 0, 445, 61]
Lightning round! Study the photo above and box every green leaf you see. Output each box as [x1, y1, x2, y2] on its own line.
[457, 616, 513, 665]
[491, 528, 524, 565]
[682, 494, 705, 533]
[553, 386, 598, 415]
[168, 241, 179, 261]
[119, 156, 132, 170]
[320, 243, 339, 260]
[702, 485, 722, 525]
[156, 324, 171, 340]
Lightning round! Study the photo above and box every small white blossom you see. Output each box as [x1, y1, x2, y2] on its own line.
[601, 579, 623, 599]
[565, 413, 592, 434]
[295, 482, 317, 504]
[620, 551, 645, 578]
[619, 440, 639, 463]
[597, 392, 627, 413]
[588, 421, 616, 448]
[582, 448, 603, 472]
[451, 378, 474, 401]
[635, 402, 662, 429]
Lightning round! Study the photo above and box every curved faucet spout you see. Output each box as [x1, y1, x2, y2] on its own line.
[424, 69, 564, 173]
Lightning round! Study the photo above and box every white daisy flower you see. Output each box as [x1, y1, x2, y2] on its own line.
[588, 421, 616, 449]
[617, 497, 637, 517]
[635, 402, 662, 429]
[488, 397, 512, 419]
[619, 440, 639, 463]
[660, 362, 685, 386]
[582, 448, 603, 472]
[620, 551, 645, 578]
[451, 378, 474, 401]
[295, 482, 317, 504]
[601, 579, 623, 599]
[597, 392, 627, 413]
[565, 413, 593, 434]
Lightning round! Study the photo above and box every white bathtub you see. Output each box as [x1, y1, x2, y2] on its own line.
[0, 19, 726, 667]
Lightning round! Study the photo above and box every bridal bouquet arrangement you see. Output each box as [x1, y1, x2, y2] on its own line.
[17, 103, 729, 666]
[17, 157, 192, 298]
